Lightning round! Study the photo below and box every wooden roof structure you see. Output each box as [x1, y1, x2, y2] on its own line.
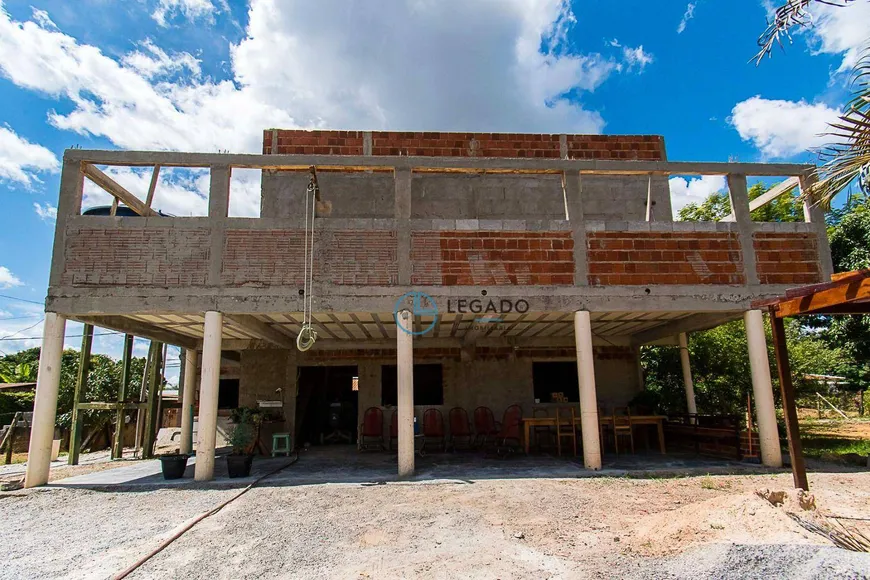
[750, 269, 870, 491]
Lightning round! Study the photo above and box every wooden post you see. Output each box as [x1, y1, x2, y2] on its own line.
[134, 341, 155, 457]
[113, 334, 133, 459]
[2, 412, 21, 465]
[142, 342, 163, 459]
[69, 323, 94, 465]
[769, 311, 809, 490]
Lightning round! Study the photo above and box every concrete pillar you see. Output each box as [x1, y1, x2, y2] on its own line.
[24, 313, 67, 488]
[574, 311, 602, 470]
[195, 312, 223, 481]
[678, 333, 697, 416]
[179, 349, 198, 455]
[744, 310, 783, 467]
[396, 309, 415, 478]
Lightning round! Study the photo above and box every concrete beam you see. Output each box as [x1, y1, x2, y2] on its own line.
[630, 312, 741, 345]
[224, 314, 296, 349]
[74, 315, 200, 349]
[63, 149, 815, 177]
[48, 285, 793, 317]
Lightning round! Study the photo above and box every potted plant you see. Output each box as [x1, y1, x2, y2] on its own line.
[159, 450, 189, 480]
[226, 407, 260, 478]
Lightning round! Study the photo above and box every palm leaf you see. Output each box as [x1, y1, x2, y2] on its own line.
[805, 49, 870, 208]
[754, 0, 858, 65]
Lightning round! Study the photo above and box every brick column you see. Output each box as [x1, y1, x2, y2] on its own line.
[208, 165, 231, 286]
[563, 171, 588, 286]
[395, 167, 412, 286]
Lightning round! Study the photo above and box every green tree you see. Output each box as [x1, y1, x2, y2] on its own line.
[678, 182, 803, 222]
[822, 194, 870, 407]
[642, 318, 843, 417]
[0, 347, 147, 431]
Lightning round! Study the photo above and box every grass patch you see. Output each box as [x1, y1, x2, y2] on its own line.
[700, 475, 731, 490]
[801, 436, 870, 459]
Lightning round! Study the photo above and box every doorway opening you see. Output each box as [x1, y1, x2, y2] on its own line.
[296, 365, 359, 447]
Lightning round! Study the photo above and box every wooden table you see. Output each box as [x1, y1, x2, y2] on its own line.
[521, 417, 573, 454]
[521, 415, 668, 454]
[598, 415, 667, 454]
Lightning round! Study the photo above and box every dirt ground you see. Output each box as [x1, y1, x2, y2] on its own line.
[2, 468, 869, 579]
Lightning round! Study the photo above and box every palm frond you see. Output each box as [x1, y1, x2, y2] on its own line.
[754, 0, 858, 65]
[804, 48, 870, 208]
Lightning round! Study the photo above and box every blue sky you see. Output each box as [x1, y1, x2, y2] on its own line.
[0, 0, 866, 370]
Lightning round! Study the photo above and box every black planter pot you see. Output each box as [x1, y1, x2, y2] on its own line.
[226, 454, 254, 478]
[159, 454, 189, 480]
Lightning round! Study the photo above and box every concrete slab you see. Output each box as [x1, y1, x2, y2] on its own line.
[47, 446, 774, 491]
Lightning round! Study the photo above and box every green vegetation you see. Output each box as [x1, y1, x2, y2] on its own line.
[0, 347, 147, 433]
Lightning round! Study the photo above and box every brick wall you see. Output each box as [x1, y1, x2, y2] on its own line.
[221, 229, 398, 286]
[587, 232, 745, 286]
[411, 231, 575, 285]
[62, 227, 209, 286]
[754, 232, 822, 285]
[263, 130, 665, 160]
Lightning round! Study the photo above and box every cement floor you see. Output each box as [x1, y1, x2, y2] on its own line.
[48, 445, 774, 490]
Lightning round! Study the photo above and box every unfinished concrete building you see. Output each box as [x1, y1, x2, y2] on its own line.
[25, 130, 832, 486]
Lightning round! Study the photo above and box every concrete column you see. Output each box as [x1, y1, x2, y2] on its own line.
[744, 310, 783, 467]
[574, 311, 602, 470]
[24, 313, 67, 488]
[396, 309, 415, 478]
[195, 312, 223, 481]
[678, 333, 697, 416]
[179, 349, 198, 455]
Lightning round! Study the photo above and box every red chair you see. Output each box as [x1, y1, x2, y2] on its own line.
[389, 410, 398, 451]
[495, 405, 523, 456]
[358, 407, 385, 451]
[448, 407, 473, 451]
[422, 408, 446, 452]
[473, 406, 501, 449]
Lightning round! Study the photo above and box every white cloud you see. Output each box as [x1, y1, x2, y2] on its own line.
[669, 175, 727, 218]
[805, 1, 870, 72]
[0, 0, 621, 159]
[730, 96, 840, 158]
[120, 39, 201, 79]
[677, 3, 695, 34]
[0, 126, 59, 186]
[152, 0, 219, 27]
[33, 202, 57, 221]
[30, 7, 57, 30]
[0, 266, 23, 289]
[620, 45, 654, 72]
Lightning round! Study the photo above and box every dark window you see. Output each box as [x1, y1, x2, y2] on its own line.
[381, 364, 443, 406]
[218, 379, 240, 409]
[532, 362, 579, 403]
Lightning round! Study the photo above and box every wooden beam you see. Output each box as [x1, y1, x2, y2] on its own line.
[142, 343, 162, 459]
[68, 323, 94, 465]
[63, 149, 815, 177]
[79, 402, 147, 411]
[74, 315, 199, 349]
[145, 165, 160, 208]
[82, 163, 158, 217]
[113, 334, 133, 459]
[721, 177, 799, 221]
[769, 312, 809, 490]
[774, 277, 870, 318]
[224, 314, 296, 349]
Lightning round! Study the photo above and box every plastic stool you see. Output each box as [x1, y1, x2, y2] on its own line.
[272, 433, 292, 457]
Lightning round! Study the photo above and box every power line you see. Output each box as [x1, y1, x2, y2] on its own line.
[0, 314, 44, 321]
[0, 294, 43, 306]
[0, 318, 45, 341]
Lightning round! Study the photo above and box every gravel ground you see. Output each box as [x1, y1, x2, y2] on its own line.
[2, 467, 868, 579]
